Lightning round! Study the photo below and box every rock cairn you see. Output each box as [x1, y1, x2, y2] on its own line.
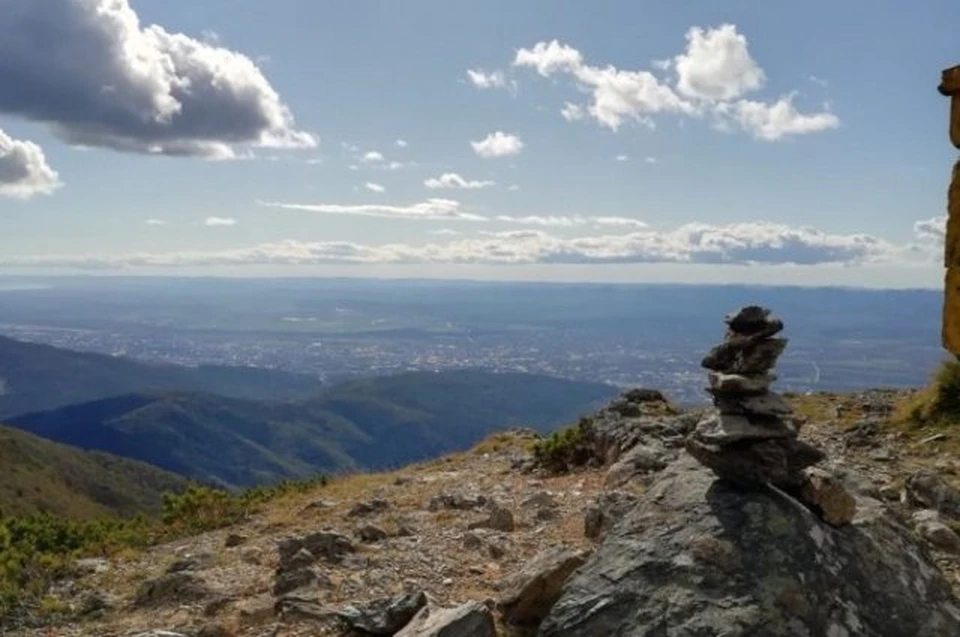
[685, 306, 826, 489]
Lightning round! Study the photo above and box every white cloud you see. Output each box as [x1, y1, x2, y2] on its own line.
[508, 185, 521, 192]
[615, 154, 630, 162]
[204, 216, 237, 227]
[514, 40, 691, 131]
[718, 95, 840, 141]
[0, 0, 315, 158]
[471, 131, 524, 158]
[145, 218, 167, 226]
[561, 103, 585, 121]
[361, 151, 384, 163]
[645, 156, 658, 164]
[424, 173, 495, 190]
[306, 157, 323, 165]
[386, 161, 408, 171]
[914, 216, 946, 242]
[365, 182, 385, 193]
[808, 75, 829, 87]
[674, 24, 765, 101]
[496, 215, 648, 229]
[0, 129, 61, 199]
[511, 26, 839, 140]
[429, 229, 462, 236]
[466, 69, 516, 94]
[259, 198, 486, 221]
[3, 221, 899, 269]
[396, 139, 408, 147]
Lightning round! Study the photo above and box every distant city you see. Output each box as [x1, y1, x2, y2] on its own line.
[0, 277, 947, 405]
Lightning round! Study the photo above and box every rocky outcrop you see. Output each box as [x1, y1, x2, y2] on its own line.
[541, 458, 960, 636]
[335, 590, 427, 635]
[498, 547, 590, 627]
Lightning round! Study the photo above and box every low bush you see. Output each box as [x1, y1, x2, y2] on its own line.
[532, 417, 593, 473]
[0, 473, 329, 626]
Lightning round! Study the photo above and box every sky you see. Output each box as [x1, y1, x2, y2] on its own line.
[0, 0, 957, 287]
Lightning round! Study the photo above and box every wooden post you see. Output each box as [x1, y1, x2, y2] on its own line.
[940, 66, 960, 355]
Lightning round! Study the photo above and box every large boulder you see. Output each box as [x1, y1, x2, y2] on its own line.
[541, 458, 960, 636]
[498, 547, 590, 627]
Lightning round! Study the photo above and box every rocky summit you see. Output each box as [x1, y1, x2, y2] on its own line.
[9, 342, 960, 635]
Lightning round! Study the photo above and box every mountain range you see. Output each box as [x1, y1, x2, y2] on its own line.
[0, 334, 322, 420]
[0, 336, 617, 497]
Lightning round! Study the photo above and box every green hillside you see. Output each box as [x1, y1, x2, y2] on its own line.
[10, 370, 617, 489]
[0, 335, 321, 420]
[0, 424, 188, 519]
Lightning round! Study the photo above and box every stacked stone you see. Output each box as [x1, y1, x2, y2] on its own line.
[685, 306, 825, 489]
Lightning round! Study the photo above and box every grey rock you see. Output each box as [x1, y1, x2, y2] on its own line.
[273, 566, 325, 597]
[428, 492, 487, 511]
[917, 520, 960, 552]
[707, 371, 776, 394]
[521, 491, 558, 510]
[277, 530, 354, 564]
[540, 458, 960, 637]
[691, 412, 796, 445]
[224, 533, 247, 548]
[724, 305, 784, 337]
[701, 336, 787, 375]
[468, 504, 515, 532]
[584, 491, 638, 541]
[715, 391, 793, 417]
[395, 601, 495, 637]
[335, 590, 428, 635]
[165, 552, 213, 573]
[131, 632, 191, 637]
[134, 572, 211, 608]
[357, 524, 389, 543]
[603, 444, 669, 488]
[905, 470, 960, 519]
[499, 547, 590, 627]
[347, 498, 391, 518]
[686, 435, 825, 488]
[879, 484, 901, 501]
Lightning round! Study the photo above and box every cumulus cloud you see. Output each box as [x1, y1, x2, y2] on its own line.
[615, 155, 630, 162]
[0, 129, 61, 199]
[424, 173, 495, 190]
[510, 25, 838, 140]
[145, 218, 167, 226]
[1, 221, 898, 270]
[204, 216, 237, 226]
[259, 198, 486, 221]
[717, 95, 839, 140]
[0, 0, 315, 158]
[361, 151, 384, 163]
[466, 69, 516, 94]
[365, 182, 385, 193]
[508, 185, 521, 192]
[673, 25, 765, 101]
[645, 156, 658, 164]
[471, 131, 524, 158]
[429, 229, 462, 236]
[396, 139, 408, 147]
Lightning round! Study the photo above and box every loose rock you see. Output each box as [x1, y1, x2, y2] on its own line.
[335, 590, 428, 635]
[499, 547, 590, 627]
[395, 601, 496, 637]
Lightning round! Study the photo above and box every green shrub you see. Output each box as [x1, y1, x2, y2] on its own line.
[532, 418, 593, 473]
[0, 473, 329, 626]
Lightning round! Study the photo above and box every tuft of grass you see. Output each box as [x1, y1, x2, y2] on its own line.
[894, 360, 960, 427]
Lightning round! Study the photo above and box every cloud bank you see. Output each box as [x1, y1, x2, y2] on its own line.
[4, 219, 927, 270]
[0, 0, 315, 158]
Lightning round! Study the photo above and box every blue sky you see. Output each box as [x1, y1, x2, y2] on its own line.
[0, 0, 956, 287]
